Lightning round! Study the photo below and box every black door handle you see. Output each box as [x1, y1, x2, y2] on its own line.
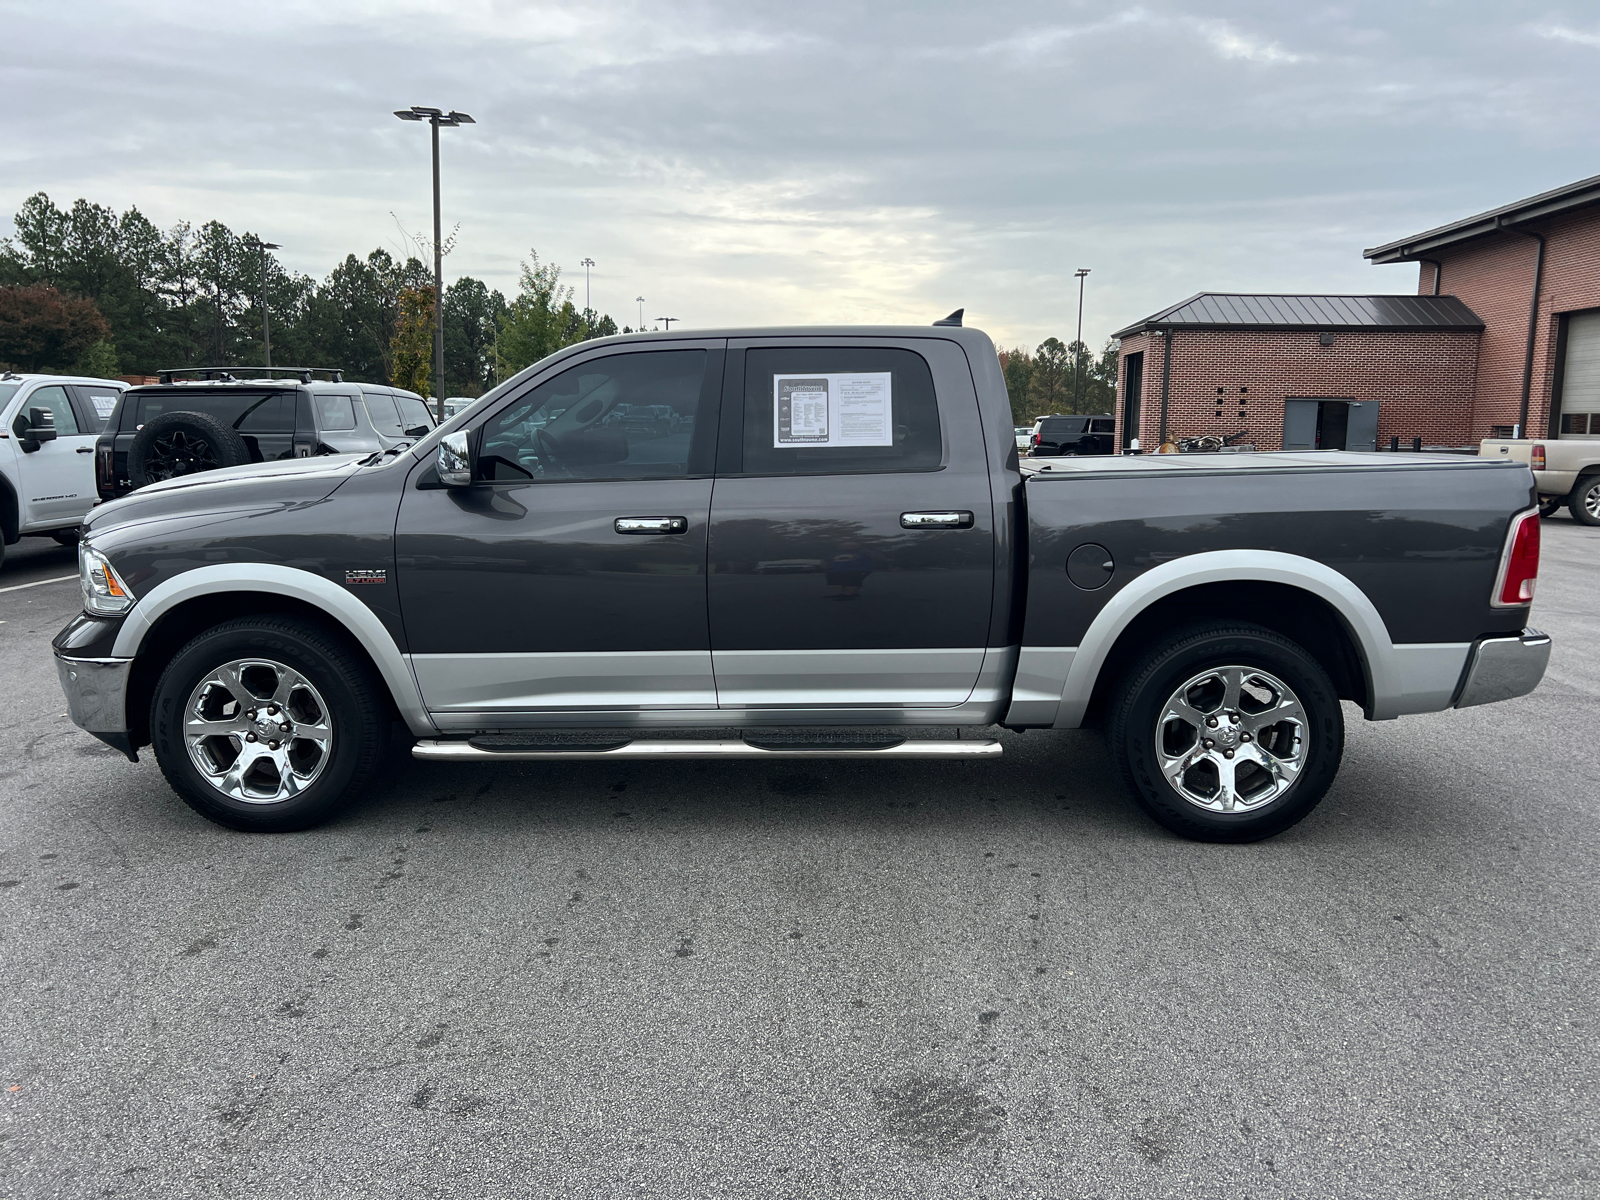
[615, 516, 688, 535]
[76, 446, 94, 453]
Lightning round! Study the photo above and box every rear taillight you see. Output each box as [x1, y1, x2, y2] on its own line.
[1531, 443, 1545, 471]
[1031, 433, 1040, 447]
[1492, 509, 1540, 607]
[95, 445, 114, 496]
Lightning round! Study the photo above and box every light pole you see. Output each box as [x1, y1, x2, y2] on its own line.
[394, 104, 475, 422]
[259, 241, 280, 368]
[1073, 267, 1090, 413]
[657, 316, 678, 330]
[580, 258, 595, 318]
[636, 296, 645, 331]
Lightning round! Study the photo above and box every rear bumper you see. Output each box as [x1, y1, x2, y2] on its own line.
[1455, 628, 1551, 709]
[55, 652, 138, 760]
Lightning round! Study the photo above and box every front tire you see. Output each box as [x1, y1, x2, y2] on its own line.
[1109, 622, 1344, 843]
[150, 616, 390, 832]
[1569, 475, 1600, 526]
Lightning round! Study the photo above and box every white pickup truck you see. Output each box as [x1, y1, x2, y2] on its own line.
[0, 372, 128, 567]
[1480, 436, 1600, 524]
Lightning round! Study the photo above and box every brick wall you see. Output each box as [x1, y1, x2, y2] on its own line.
[1115, 327, 1481, 451]
[1424, 207, 1600, 438]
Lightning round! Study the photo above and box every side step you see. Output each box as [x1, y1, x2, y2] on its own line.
[411, 737, 1002, 762]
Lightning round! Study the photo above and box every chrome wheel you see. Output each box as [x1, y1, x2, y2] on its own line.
[1154, 665, 1308, 813]
[1584, 482, 1600, 521]
[183, 659, 334, 803]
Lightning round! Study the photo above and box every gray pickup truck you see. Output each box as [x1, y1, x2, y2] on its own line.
[54, 324, 1550, 842]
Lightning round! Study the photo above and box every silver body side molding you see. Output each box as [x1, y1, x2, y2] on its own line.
[1003, 550, 1485, 729]
[111, 564, 437, 737]
[412, 738, 1003, 762]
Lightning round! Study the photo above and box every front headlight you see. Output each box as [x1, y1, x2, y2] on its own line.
[79, 543, 135, 616]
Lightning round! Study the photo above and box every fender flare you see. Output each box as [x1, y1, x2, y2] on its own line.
[1050, 550, 1398, 728]
[111, 563, 436, 736]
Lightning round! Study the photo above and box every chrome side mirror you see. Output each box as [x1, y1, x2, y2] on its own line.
[437, 431, 472, 486]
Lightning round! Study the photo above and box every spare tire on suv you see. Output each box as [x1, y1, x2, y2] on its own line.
[128, 411, 251, 488]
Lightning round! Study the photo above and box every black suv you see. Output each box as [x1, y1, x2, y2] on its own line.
[96, 368, 434, 499]
[1028, 413, 1115, 457]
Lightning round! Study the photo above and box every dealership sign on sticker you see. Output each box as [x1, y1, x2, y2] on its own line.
[773, 373, 892, 448]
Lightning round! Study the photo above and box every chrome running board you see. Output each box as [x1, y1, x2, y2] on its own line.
[411, 737, 1002, 762]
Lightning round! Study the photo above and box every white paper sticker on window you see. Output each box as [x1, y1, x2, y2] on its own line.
[773, 373, 892, 448]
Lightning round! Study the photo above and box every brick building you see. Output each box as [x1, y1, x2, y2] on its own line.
[1112, 294, 1483, 452]
[1364, 173, 1600, 443]
[1112, 173, 1600, 452]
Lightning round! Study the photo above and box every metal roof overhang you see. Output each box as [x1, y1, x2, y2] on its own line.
[1364, 173, 1600, 263]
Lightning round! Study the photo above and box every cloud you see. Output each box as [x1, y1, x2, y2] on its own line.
[1535, 23, 1600, 48]
[1189, 18, 1306, 64]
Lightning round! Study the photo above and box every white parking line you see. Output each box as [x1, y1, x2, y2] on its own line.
[0, 574, 78, 595]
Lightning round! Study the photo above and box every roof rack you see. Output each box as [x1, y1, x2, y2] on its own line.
[155, 366, 345, 385]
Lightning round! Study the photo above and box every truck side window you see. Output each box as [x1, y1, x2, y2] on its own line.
[478, 349, 710, 483]
[237, 393, 295, 433]
[363, 393, 403, 436]
[14, 385, 79, 438]
[739, 347, 941, 475]
[396, 396, 434, 435]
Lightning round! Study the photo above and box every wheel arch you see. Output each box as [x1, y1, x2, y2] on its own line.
[1052, 551, 1396, 728]
[114, 565, 434, 748]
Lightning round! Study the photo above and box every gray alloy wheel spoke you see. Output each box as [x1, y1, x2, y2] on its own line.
[183, 657, 334, 804]
[1154, 663, 1309, 815]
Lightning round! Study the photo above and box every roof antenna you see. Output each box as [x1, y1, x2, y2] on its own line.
[933, 308, 964, 327]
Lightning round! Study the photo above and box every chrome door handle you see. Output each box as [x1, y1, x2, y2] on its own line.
[900, 510, 973, 529]
[615, 516, 688, 535]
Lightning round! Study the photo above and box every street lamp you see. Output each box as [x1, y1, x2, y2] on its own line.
[394, 104, 476, 422]
[657, 316, 678, 330]
[259, 241, 281, 368]
[1073, 267, 1090, 413]
[636, 296, 645, 331]
[580, 258, 595, 318]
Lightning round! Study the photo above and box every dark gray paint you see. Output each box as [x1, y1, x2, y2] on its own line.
[1021, 460, 1535, 648]
[1113, 293, 1484, 338]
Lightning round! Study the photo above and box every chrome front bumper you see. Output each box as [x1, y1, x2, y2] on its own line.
[1455, 629, 1551, 709]
[55, 653, 133, 734]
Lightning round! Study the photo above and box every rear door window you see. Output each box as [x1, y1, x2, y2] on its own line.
[72, 385, 121, 431]
[315, 394, 358, 431]
[237, 393, 295, 433]
[734, 346, 941, 475]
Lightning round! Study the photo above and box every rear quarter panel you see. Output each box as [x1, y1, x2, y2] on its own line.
[1023, 461, 1536, 648]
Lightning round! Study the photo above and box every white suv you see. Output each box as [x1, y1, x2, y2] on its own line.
[0, 372, 127, 568]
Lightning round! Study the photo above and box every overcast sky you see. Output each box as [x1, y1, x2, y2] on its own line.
[5, 1, 1599, 349]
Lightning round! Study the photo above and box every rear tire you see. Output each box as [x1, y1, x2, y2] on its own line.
[1569, 475, 1600, 526]
[1108, 621, 1344, 843]
[150, 616, 389, 832]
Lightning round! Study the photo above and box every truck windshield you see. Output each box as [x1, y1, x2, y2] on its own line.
[0, 383, 18, 408]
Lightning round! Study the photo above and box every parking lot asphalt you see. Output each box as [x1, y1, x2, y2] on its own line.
[1, 519, 1596, 1200]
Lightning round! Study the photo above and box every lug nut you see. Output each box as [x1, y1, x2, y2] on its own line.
[279, 723, 290, 732]
[1206, 716, 1218, 728]
[1203, 739, 1215, 749]
[1223, 749, 1235, 759]
[1240, 733, 1251, 743]
[268, 741, 280, 751]
[246, 709, 257, 720]
[245, 733, 257, 742]
[266, 706, 278, 716]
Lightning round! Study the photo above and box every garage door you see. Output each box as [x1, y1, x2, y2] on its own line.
[1558, 310, 1600, 438]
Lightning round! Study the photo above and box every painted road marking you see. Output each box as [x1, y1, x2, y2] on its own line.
[0, 574, 78, 595]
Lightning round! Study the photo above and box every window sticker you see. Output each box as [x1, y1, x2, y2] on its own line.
[773, 372, 892, 448]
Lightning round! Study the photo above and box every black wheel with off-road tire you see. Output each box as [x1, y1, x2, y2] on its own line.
[1569, 475, 1600, 527]
[1108, 621, 1344, 843]
[149, 616, 390, 832]
[128, 410, 250, 489]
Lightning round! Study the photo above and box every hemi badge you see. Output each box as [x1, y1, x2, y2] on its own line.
[345, 569, 387, 585]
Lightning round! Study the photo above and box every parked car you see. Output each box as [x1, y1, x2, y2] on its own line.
[1014, 426, 1032, 451]
[1030, 413, 1115, 456]
[441, 397, 479, 420]
[57, 323, 1547, 844]
[1480, 434, 1600, 524]
[0, 372, 127, 567]
[95, 368, 431, 500]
